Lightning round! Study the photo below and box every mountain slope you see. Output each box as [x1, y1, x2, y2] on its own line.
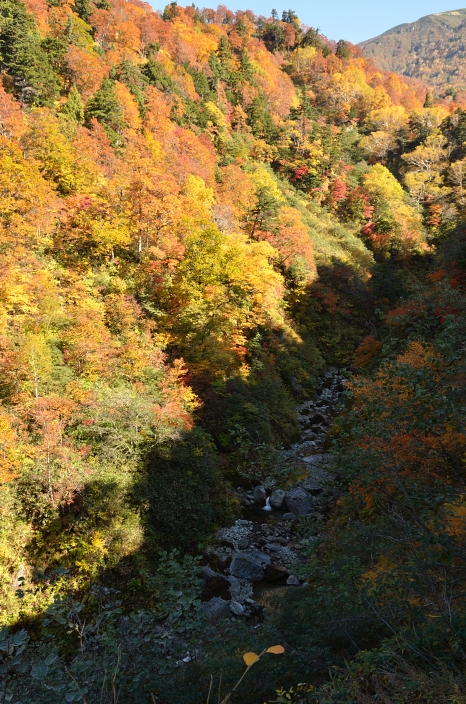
[1, 1, 466, 701]
[359, 9, 466, 97]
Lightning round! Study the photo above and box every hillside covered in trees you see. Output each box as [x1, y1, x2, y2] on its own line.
[360, 8, 466, 100]
[0, 0, 466, 702]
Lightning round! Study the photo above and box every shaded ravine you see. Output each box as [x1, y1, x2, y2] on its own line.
[199, 367, 346, 624]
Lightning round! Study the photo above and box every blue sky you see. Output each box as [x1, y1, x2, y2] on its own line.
[150, 2, 464, 44]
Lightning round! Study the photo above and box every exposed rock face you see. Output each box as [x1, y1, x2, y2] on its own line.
[284, 487, 314, 516]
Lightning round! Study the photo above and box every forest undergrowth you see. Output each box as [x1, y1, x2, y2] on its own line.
[0, 0, 465, 701]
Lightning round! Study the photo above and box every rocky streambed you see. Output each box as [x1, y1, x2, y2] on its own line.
[199, 367, 346, 625]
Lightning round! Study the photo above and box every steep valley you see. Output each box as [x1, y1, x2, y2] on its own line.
[0, 0, 465, 702]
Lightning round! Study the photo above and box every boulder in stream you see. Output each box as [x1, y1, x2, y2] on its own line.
[230, 553, 266, 581]
[253, 486, 267, 505]
[284, 487, 314, 516]
[270, 489, 285, 509]
[230, 600, 244, 616]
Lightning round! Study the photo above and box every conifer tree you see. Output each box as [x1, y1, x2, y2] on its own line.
[336, 39, 350, 59]
[73, 0, 93, 22]
[62, 85, 84, 124]
[424, 90, 434, 107]
[142, 58, 173, 92]
[0, 0, 60, 105]
[84, 79, 125, 148]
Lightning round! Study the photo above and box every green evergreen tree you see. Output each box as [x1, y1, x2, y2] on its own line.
[208, 50, 224, 86]
[301, 27, 323, 49]
[111, 60, 148, 116]
[182, 62, 214, 100]
[41, 36, 67, 78]
[424, 90, 434, 107]
[73, 0, 93, 23]
[84, 79, 125, 148]
[249, 186, 280, 238]
[162, 1, 177, 21]
[336, 39, 350, 59]
[239, 47, 255, 80]
[261, 21, 285, 52]
[216, 35, 233, 75]
[0, 0, 61, 105]
[62, 84, 84, 124]
[247, 92, 277, 140]
[142, 57, 174, 92]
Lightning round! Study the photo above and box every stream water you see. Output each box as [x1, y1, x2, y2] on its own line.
[199, 368, 346, 624]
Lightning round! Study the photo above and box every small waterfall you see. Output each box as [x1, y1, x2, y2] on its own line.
[263, 496, 272, 511]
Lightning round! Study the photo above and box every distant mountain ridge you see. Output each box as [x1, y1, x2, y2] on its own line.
[359, 8, 466, 97]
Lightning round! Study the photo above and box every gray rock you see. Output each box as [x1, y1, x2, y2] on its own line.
[199, 565, 218, 581]
[230, 600, 244, 616]
[269, 489, 285, 509]
[253, 486, 267, 505]
[246, 548, 271, 565]
[264, 543, 282, 553]
[200, 597, 231, 623]
[282, 512, 297, 521]
[226, 576, 253, 603]
[285, 487, 314, 516]
[230, 554, 265, 582]
[302, 454, 329, 465]
[301, 478, 322, 494]
[238, 537, 249, 550]
[227, 575, 241, 593]
[286, 574, 301, 586]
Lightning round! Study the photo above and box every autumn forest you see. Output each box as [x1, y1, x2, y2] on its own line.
[0, 0, 466, 702]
